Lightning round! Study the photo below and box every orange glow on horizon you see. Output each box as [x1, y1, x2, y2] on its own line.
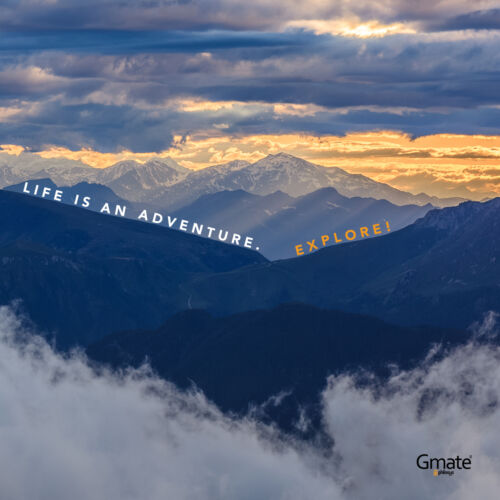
[1, 131, 499, 199]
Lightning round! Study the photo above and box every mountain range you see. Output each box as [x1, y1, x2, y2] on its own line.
[0, 152, 188, 202]
[150, 153, 465, 209]
[0, 155, 495, 441]
[181, 197, 500, 329]
[6, 179, 434, 260]
[0, 151, 465, 209]
[0, 187, 497, 350]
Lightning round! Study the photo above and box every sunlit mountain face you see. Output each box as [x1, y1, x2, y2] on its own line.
[0, 0, 500, 199]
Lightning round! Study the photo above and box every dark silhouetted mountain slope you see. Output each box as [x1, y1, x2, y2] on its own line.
[87, 303, 469, 432]
[5, 178, 131, 211]
[0, 190, 496, 348]
[0, 190, 266, 347]
[180, 198, 500, 329]
[6, 181, 433, 260]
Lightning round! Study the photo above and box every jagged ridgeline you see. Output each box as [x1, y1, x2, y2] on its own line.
[0, 151, 465, 209]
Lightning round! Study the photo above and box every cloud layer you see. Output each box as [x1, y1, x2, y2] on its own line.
[0, 305, 499, 499]
[0, 2, 500, 151]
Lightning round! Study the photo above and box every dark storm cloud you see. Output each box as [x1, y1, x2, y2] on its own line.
[0, 30, 306, 55]
[4, 96, 500, 153]
[0, 103, 176, 152]
[0, 66, 102, 98]
[0, 0, 286, 31]
[5, 32, 498, 108]
[430, 9, 500, 32]
[219, 107, 500, 138]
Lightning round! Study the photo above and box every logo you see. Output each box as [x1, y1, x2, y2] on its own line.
[417, 454, 472, 477]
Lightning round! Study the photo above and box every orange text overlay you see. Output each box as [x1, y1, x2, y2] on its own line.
[294, 221, 391, 256]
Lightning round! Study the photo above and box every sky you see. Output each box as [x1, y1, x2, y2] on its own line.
[0, 0, 500, 198]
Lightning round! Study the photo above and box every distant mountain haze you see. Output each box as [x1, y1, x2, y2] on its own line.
[6, 180, 433, 259]
[173, 187, 434, 259]
[180, 198, 500, 329]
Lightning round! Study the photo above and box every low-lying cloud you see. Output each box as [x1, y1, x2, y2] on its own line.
[0, 305, 499, 500]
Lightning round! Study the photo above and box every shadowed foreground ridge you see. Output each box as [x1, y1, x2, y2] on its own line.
[87, 302, 470, 432]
